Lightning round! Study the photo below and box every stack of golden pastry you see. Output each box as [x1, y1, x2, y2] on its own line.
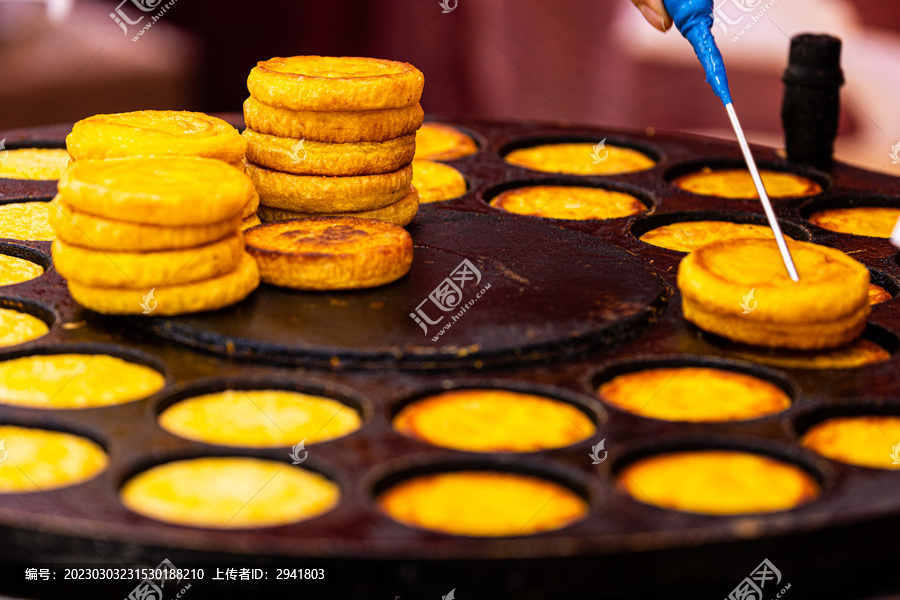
[51, 155, 260, 315]
[242, 56, 424, 226]
[64, 110, 261, 229]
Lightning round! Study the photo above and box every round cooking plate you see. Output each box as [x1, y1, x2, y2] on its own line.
[141, 209, 668, 369]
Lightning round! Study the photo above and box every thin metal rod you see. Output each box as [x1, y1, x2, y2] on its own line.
[725, 102, 800, 282]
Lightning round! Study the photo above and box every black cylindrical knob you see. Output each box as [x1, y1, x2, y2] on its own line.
[781, 33, 844, 171]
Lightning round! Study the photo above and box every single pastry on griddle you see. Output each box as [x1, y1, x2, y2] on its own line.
[678, 237, 870, 350]
[393, 389, 595, 452]
[120, 457, 339, 529]
[0, 148, 70, 181]
[505, 142, 655, 176]
[66, 110, 246, 165]
[490, 185, 646, 220]
[377, 470, 588, 537]
[639, 220, 793, 253]
[159, 389, 361, 448]
[244, 216, 413, 290]
[617, 450, 819, 515]
[597, 367, 790, 422]
[412, 160, 467, 203]
[673, 167, 821, 199]
[801, 416, 900, 470]
[0, 425, 107, 493]
[414, 122, 478, 161]
[808, 207, 900, 238]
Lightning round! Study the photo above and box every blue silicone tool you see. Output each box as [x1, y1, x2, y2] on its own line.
[662, 0, 799, 281]
[663, 0, 732, 104]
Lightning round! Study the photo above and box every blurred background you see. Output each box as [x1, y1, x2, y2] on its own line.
[1, 0, 899, 175]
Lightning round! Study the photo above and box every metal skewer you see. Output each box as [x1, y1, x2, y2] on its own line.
[725, 102, 800, 282]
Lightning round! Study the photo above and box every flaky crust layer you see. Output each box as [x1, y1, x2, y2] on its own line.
[258, 185, 418, 227]
[247, 56, 424, 111]
[243, 96, 424, 143]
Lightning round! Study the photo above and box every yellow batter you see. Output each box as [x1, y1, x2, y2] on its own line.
[0, 254, 43, 287]
[490, 185, 646, 220]
[393, 389, 595, 452]
[0, 149, 70, 180]
[802, 416, 900, 470]
[0, 425, 108, 493]
[639, 221, 793, 253]
[0, 202, 54, 241]
[159, 389, 361, 447]
[120, 457, 340, 528]
[674, 168, 821, 199]
[0, 354, 165, 409]
[618, 450, 819, 515]
[377, 471, 588, 537]
[0, 307, 48, 347]
[505, 142, 655, 176]
[808, 207, 900, 238]
[598, 367, 791, 422]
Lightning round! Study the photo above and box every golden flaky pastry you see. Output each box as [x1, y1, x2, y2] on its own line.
[393, 389, 595, 452]
[67, 252, 259, 316]
[52, 233, 244, 288]
[258, 185, 419, 227]
[639, 221, 794, 253]
[505, 142, 655, 175]
[243, 128, 415, 176]
[491, 185, 646, 220]
[412, 160, 466, 203]
[598, 367, 790, 422]
[869, 283, 892, 305]
[0, 202, 55, 241]
[245, 217, 413, 290]
[802, 416, 900, 470]
[618, 450, 819, 515]
[246, 161, 412, 213]
[678, 238, 870, 350]
[120, 457, 339, 529]
[241, 191, 260, 219]
[66, 110, 246, 164]
[414, 123, 478, 161]
[0, 353, 164, 409]
[159, 389, 361, 448]
[377, 471, 588, 537]
[674, 168, 821, 199]
[247, 56, 424, 111]
[808, 207, 900, 238]
[243, 96, 424, 143]
[59, 156, 254, 226]
[0, 149, 70, 180]
[240, 214, 262, 230]
[49, 197, 238, 251]
[0, 426, 107, 493]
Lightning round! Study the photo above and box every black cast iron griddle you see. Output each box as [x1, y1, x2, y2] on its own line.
[141, 210, 667, 369]
[1, 117, 900, 600]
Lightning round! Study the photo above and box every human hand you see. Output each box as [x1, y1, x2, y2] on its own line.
[631, 0, 673, 32]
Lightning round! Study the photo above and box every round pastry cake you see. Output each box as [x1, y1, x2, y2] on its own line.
[490, 185, 646, 220]
[639, 220, 792, 253]
[393, 389, 595, 451]
[807, 206, 900, 238]
[0, 425, 107, 493]
[801, 416, 900, 470]
[505, 142, 655, 175]
[0, 149, 70, 180]
[673, 167, 822, 199]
